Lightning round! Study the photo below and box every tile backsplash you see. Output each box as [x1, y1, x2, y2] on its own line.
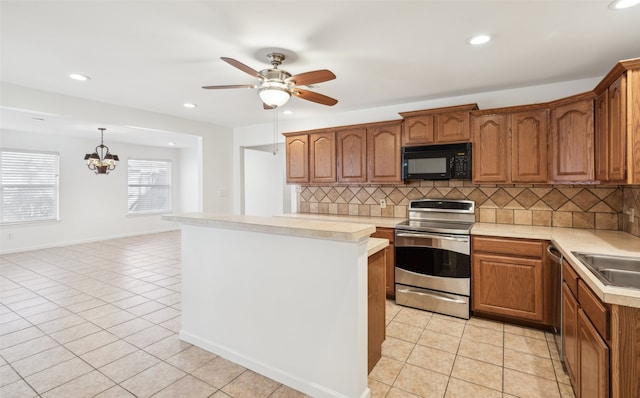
[297, 180, 637, 233]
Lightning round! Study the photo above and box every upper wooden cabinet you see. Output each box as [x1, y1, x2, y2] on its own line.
[550, 94, 595, 183]
[367, 122, 402, 183]
[471, 106, 549, 184]
[399, 104, 478, 146]
[284, 58, 640, 186]
[285, 134, 309, 184]
[595, 74, 628, 183]
[471, 113, 510, 183]
[594, 59, 640, 184]
[337, 127, 367, 183]
[512, 110, 549, 182]
[309, 131, 336, 184]
[284, 120, 401, 185]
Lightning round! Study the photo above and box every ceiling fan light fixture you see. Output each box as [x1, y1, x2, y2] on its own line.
[258, 82, 291, 107]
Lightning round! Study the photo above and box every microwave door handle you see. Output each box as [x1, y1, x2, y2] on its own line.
[396, 232, 469, 242]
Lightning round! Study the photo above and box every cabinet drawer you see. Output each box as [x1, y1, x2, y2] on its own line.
[577, 280, 609, 340]
[473, 236, 543, 258]
[563, 260, 579, 298]
[372, 228, 394, 243]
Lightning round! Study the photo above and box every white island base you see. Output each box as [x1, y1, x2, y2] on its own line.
[165, 214, 376, 398]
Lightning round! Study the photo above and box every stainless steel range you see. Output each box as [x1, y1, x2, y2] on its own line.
[394, 199, 475, 319]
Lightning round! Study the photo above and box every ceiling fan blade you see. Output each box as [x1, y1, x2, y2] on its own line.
[292, 89, 338, 106]
[289, 70, 336, 86]
[221, 57, 262, 78]
[201, 84, 256, 89]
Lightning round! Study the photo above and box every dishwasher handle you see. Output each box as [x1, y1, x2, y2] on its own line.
[547, 245, 563, 263]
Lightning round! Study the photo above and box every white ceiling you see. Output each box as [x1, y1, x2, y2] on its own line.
[1, 1, 640, 143]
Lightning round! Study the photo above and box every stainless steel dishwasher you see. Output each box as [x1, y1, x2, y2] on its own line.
[547, 245, 563, 362]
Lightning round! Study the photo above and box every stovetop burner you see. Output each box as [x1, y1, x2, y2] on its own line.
[395, 219, 474, 235]
[396, 199, 475, 235]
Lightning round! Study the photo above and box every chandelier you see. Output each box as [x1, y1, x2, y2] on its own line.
[83, 128, 119, 174]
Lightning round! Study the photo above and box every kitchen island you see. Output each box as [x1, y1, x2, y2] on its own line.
[162, 213, 379, 398]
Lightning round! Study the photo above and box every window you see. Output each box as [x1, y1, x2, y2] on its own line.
[127, 159, 172, 214]
[0, 149, 59, 224]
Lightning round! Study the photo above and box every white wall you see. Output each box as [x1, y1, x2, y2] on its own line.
[1, 83, 234, 214]
[231, 76, 602, 214]
[0, 129, 187, 253]
[243, 144, 286, 216]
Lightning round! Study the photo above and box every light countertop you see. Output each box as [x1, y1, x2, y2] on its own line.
[368, 237, 389, 256]
[278, 213, 406, 229]
[163, 213, 376, 242]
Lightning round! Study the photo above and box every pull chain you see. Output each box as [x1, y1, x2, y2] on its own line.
[273, 108, 279, 155]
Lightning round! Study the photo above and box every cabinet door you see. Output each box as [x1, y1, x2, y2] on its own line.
[337, 127, 367, 183]
[402, 115, 434, 145]
[435, 111, 470, 142]
[562, 283, 579, 388]
[285, 134, 308, 183]
[595, 91, 609, 181]
[309, 131, 336, 184]
[607, 74, 627, 182]
[578, 308, 609, 398]
[472, 253, 544, 322]
[550, 99, 595, 182]
[471, 114, 510, 183]
[367, 124, 402, 183]
[511, 110, 549, 182]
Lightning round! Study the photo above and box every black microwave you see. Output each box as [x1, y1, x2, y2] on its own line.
[401, 143, 472, 180]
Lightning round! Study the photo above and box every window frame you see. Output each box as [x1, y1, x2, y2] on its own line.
[127, 158, 173, 215]
[0, 148, 60, 225]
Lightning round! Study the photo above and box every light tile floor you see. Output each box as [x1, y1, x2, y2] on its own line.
[0, 231, 575, 398]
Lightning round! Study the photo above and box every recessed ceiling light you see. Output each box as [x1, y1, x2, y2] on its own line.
[183, 103, 197, 108]
[469, 35, 491, 45]
[168, 142, 176, 146]
[282, 110, 293, 115]
[609, 0, 640, 9]
[69, 73, 90, 81]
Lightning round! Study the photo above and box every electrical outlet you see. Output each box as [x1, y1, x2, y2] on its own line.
[7, 233, 13, 240]
[379, 199, 386, 208]
[627, 208, 635, 223]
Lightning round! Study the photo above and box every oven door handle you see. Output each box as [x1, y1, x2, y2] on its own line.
[397, 288, 467, 304]
[396, 232, 469, 242]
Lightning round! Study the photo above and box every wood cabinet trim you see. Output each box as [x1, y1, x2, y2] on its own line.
[594, 58, 640, 95]
[470, 102, 550, 116]
[399, 103, 478, 118]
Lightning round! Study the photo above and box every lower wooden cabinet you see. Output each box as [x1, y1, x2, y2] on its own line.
[471, 236, 553, 326]
[563, 259, 610, 398]
[578, 308, 609, 398]
[371, 227, 395, 298]
[367, 248, 386, 373]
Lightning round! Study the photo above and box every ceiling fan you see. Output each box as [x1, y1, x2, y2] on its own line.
[202, 52, 338, 109]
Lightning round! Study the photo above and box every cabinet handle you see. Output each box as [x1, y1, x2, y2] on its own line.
[397, 288, 466, 304]
[547, 245, 563, 263]
[396, 232, 469, 242]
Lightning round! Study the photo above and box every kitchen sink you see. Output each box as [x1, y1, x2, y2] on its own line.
[572, 252, 640, 289]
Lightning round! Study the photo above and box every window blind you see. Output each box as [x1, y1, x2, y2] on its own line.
[127, 159, 172, 214]
[0, 150, 59, 223]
